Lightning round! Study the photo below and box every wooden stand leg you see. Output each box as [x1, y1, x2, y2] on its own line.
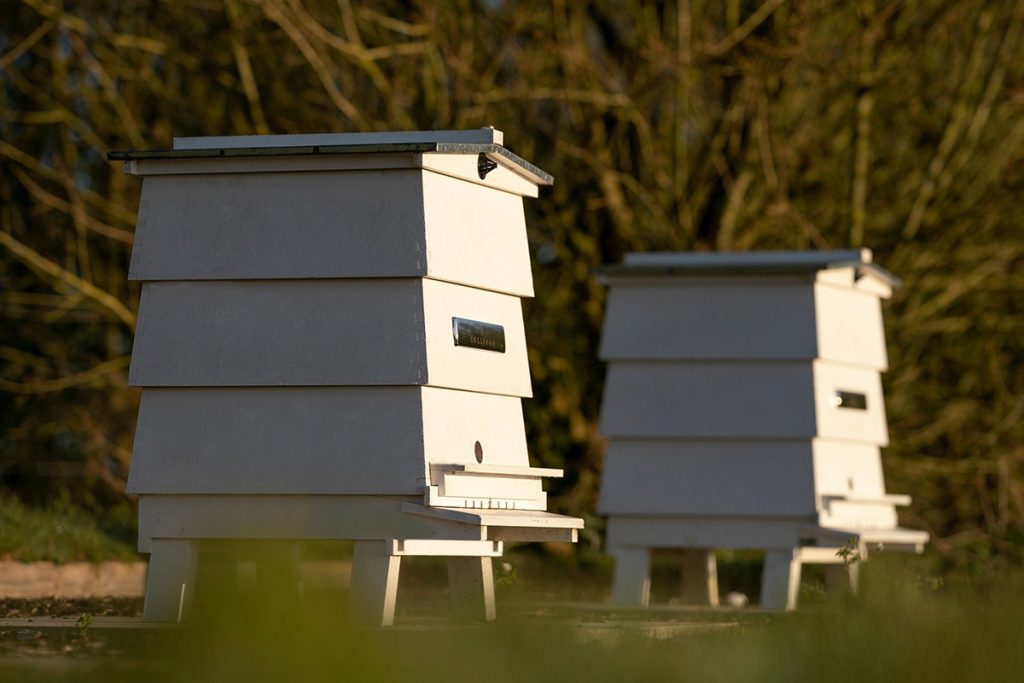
[447, 556, 496, 622]
[347, 541, 401, 626]
[680, 549, 720, 607]
[143, 539, 199, 623]
[611, 547, 651, 606]
[761, 549, 801, 611]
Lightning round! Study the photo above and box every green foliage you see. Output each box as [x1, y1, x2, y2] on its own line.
[0, 494, 136, 563]
[1, 0, 1022, 568]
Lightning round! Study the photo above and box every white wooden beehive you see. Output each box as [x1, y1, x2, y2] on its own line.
[114, 130, 582, 623]
[595, 250, 927, 610]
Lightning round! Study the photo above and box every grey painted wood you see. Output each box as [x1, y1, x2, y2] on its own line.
[599, 281, 817, 361]
[597, 440, 817, 516]
[136, 495, 485, 551]
[129, 280, 426, 387]
[621, 249, 871, 270]
[128, 279, 532, 396]
[173, 129, 504, 150]
[128, 386, 530, 495]
[599, 362, 816, 438]
[129, 170, 427, 281]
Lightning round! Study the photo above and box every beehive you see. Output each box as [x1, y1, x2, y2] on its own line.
[596, 250, 927, 610]
[112, 129, 582, 624]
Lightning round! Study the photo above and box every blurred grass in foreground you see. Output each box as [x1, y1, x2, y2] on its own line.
[2, 553, 1023, 682]
[0, 495, 136, 563]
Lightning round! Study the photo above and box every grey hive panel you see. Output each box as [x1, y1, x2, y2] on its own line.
[128, 278, 533, 396]
[599, 280, 817, 361]
[127, 386, 529, 495]
[597, 440, 817, 517]
[129, 170, 428, 282]
[600, 362, 817, 439]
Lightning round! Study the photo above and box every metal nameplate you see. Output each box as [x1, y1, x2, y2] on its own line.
[832, 390, 868, 410]
[452, 317, 505, 353]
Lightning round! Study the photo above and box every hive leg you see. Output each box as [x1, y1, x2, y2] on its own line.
[610, 546, 651, 606]
[143, 539, 199, 623]
[448, 556, 496, 622]
[680, 549, 720, 607]
[761, 549, 801, 611]
[347, 541, 401, 626]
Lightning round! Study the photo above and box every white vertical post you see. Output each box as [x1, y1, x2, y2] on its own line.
[347, 541, 401, 626]
[761, 548, 801, 611]
[447, 556, 497, 622]
[680, 549, 720, 607]
[610, 546, 651, 606]
[143, 539, 199, 622]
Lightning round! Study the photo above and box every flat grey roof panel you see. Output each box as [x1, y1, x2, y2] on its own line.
[601, 249, 899, 286]
[107, 129, 553, 185]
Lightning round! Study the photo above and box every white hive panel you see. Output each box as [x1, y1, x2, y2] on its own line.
[421, 171, 533, 296]
[127, 386, 529, 495]
[599, 278, 817, 361]
[129, 279, 532, 396]
[811, 440, 888, 499]
[597, 440, 817, 517]
[812, 360, 889, 446]
[814, 281, 888, 370]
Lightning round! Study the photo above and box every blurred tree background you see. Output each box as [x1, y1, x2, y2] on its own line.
[1, 0, 1021, 570]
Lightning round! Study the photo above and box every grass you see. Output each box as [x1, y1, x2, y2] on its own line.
[0, 495, 137, 563]
[2, 552, 1023, 682]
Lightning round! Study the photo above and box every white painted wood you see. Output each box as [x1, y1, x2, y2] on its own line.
[348, 541, 401, 626]
[814, 283, 888, 370]
[401, 503, 585, 530]
[127, 386, 528, 495]
[819, 499, 900, 529]
[430, 463, 563, 478]
[388, 539, 502, 557]
[486, 527, 578, 543]
[609, 547, 651, 606]
[425, 486, 547, 511]
[597, 440, 817, 516]
[128, 171, 534, 296]
[136, 496, 486, 552]
[421, 171, 533, 294]
[421, 278, 531, 396]
[679, 549, 719, 607]
[813, 360, 889, 446]
[437, 474, 544, 501]
[812, 440, 888, 500]
[421, 152, 539, 197]
[129, 279, 531, 396]
[173, 129, 505, 150]
[447, 557, 497, 621]
[761, 549, 801, 611]
[420, 388, 530, 473]
[142, 540, 198, 622]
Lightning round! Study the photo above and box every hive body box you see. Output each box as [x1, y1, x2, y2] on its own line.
[114, 129, 582, 624]
[596, 250, 927, 610]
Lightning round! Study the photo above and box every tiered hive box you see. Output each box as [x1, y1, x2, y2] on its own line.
[112, 129, 582, 624]
[596, 250, 927, 610]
